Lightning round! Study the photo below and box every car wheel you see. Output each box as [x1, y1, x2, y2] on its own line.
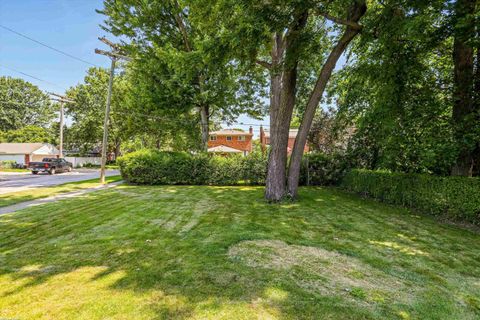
[32, 171, 38, 175]
[49, 168, 56, 175]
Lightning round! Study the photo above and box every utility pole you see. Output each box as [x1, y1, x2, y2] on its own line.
[49, 92, 74, 158]
[95, 37, 130, 184]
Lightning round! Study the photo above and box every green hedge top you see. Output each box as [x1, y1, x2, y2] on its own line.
[341, 169, 480, 225]
[117, 149, 267, 186]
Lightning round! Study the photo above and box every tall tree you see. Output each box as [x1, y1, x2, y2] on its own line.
[99, 0, 264, 151]
[66, 67, 128, 157]
[450, 0, 478, 176]
[0, 77, 54, 131]
[195, 0, 366, 200]
[326, 1, 457, 176]
[287, 0, 366, 197]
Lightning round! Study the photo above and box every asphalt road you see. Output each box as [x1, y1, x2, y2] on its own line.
[0, 169, 120, 195]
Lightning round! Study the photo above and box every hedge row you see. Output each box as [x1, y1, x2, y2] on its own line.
[341, 169, 480, 225]
[117, 150, 267, 186]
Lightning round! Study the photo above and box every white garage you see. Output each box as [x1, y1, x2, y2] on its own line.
[0, 143, 60, 166]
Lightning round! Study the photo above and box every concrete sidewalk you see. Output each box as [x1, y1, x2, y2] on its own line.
[0, 181, 123, 215]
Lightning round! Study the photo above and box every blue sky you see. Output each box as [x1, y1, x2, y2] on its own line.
[0, 0, 112, 92]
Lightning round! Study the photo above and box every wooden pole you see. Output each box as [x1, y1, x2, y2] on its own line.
[99, 58, 116, 184]
[95, 37, 130, 183]
[59, 101, 64, 158]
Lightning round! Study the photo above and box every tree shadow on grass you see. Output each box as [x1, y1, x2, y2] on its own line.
[0, 185, 479, 319]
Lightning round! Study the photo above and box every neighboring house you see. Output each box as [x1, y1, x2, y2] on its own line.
[0, 143, 59, 165]
[208, 128, 253, 156]
[259, 126, 309, 155]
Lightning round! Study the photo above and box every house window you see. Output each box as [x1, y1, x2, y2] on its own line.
[210, 136, 217, 141]
[238, 136, 246, 141]
[226, 136, 232, 141]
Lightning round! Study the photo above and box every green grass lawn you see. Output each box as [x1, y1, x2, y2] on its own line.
[0, 185, 479, 319]
[0, 168, 29, 172]
[0, 175, 122, 208]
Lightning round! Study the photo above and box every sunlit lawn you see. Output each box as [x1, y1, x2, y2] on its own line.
[0, 168, 29, 172]
[0, 185, 479, 319]
[0, 175, 122, 208]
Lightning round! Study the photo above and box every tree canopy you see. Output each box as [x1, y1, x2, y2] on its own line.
[0, 76, 54, 132]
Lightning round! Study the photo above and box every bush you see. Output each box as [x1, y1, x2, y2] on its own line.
[341, 169, 480, 224]
[0, 160, 16, 169]
[299, 152, 348, 186]
[117, 149, 267, 186]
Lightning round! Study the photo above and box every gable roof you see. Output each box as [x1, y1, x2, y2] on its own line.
[0, 143, 58, 155]
[210, 129, 252, 136]
[207, 145, 243, 153]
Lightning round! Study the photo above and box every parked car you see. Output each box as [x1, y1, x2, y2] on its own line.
[28, 158, 73, 175]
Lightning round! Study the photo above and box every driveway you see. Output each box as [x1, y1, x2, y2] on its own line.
[0, 169, 120, 195]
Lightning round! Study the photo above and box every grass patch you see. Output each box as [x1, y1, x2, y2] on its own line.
[0, 185, 479, 319]
[0, 168, 29, 172]
[0, 175, 122, 207]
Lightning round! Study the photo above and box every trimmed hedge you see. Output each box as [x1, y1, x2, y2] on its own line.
[117, 150, 267, 186]
[341, 169, 480, 225]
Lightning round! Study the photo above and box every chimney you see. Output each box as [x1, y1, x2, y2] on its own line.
[249, 126, 253, 135]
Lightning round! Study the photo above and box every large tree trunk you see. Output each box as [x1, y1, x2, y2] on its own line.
[287, 1, 367, 198]
[199, 105, 209, 151]
[451, 0, 476, 176]
[265, 33, 287, 201]
[265, 12, 308, 201]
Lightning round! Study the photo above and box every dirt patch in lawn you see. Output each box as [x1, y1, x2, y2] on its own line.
[228, 240, 416, 305]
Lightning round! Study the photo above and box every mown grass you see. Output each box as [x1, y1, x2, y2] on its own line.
[0, 168, 29, 172]
[0, 185, 479, 319]
[0, 175, 122, 207]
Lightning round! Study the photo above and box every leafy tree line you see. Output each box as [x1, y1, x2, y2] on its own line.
[326, 0, 479, 177]
[0, 76, 57, 143]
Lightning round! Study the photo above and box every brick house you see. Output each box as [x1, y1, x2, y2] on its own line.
[208, 128, 253, 156]
[259, 126, 309, 155]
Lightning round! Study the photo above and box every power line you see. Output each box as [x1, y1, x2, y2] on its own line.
[0, 24, 100, 68]
[0, 64, 67, 91]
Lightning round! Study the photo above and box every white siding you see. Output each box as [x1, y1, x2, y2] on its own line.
[0, 154, 25, 164]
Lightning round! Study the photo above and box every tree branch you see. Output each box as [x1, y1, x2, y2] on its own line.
[316, 11, 363, 30]
[172, 0, 192, 51]
[256, 59, 272, 69]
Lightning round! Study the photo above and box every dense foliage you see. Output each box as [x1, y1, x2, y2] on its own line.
[118, 150, 267, 186]
[341, 169, 480, 225]
[299, 152, 348, 186]
[0, 77, 55, 133]
[0, 125, 53, 143]
[99, 0, 266, 150]
[331, 1, 479, 176]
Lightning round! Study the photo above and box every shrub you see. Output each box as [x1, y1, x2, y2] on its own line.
[0, 160, 16, 169]
[341, 169, 480, 224]
[117, 149, 267, 186]
[299, 152, 348, 186]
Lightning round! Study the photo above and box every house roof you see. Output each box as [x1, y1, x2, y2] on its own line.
[207, 145, 243, 153]
[210, 129, 252, 136]
[263, 129, 298, 139]
[0, 143, 59, 155]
